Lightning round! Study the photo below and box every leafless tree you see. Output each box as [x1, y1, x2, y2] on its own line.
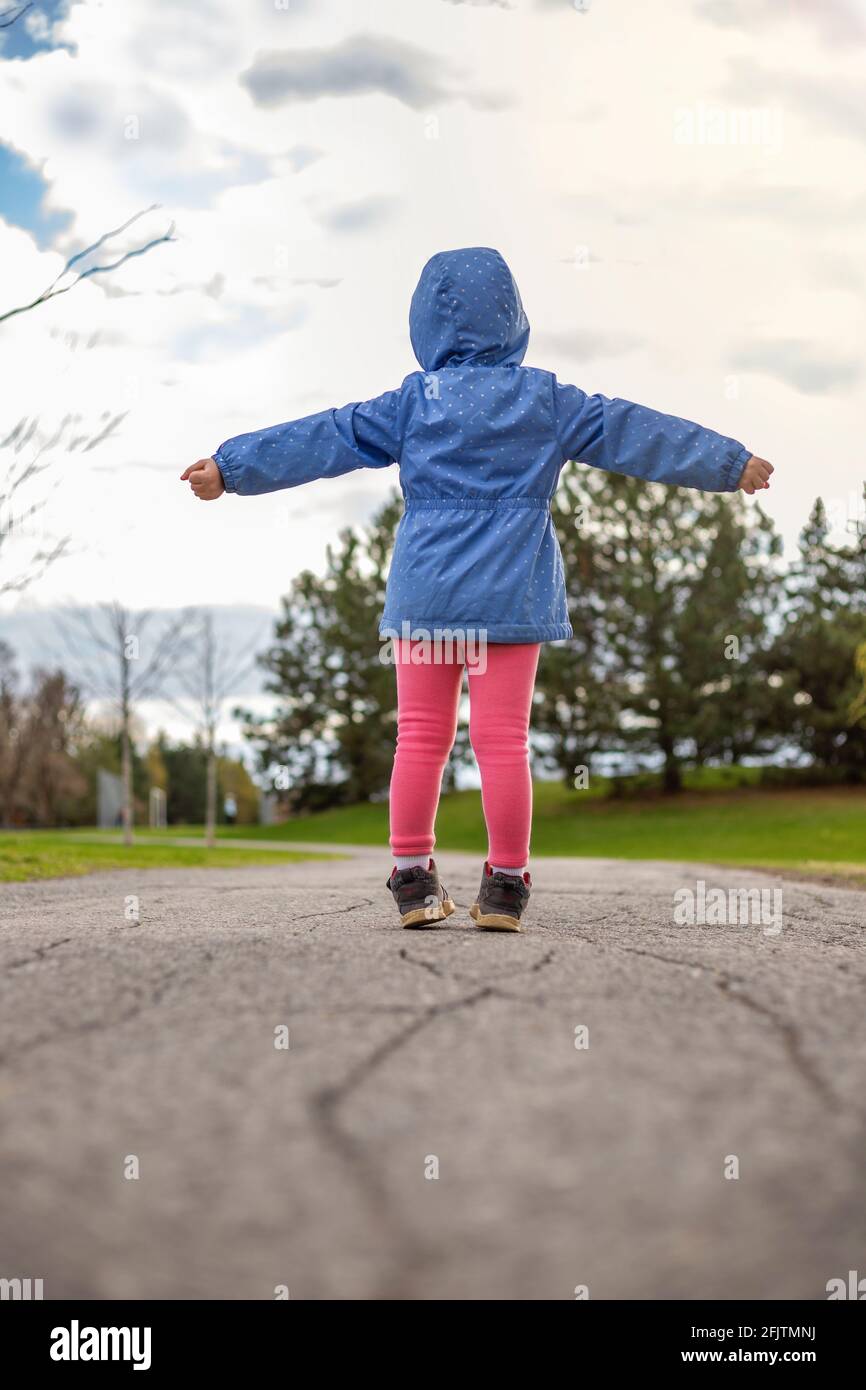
[0, 206, 175, 326]
[0, 640, 24, 826]
[0, 205, 175, 596]
[170, 610, 266, 846]
[0, 412, 126, 597]
[0, 640, 85, 827]
[57, 603, 195, 844]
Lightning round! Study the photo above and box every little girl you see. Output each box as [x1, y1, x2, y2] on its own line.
[182, 246, 772, 932]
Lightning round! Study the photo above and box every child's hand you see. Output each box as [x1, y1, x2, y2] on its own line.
[738, 454, 773, 494]
[181, 457, 225, 500]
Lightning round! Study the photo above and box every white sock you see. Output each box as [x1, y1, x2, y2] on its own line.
[394, 855, 430, 871]
[489, 863, 526, 878]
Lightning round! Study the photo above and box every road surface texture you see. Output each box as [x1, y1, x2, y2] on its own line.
[1, 847, 864, 1301]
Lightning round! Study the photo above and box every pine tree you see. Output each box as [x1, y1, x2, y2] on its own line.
[544, 464, 781, 791]
[241, 495, 404, 808]
[763, 494, 866, 775]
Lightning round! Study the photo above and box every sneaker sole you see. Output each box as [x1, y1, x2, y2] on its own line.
[401, 897, 456, 928]
[469, 903, 523, 932]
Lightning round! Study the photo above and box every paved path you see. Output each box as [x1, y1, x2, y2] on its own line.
[1, 849, 864, 1300]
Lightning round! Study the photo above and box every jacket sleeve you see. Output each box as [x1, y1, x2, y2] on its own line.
[213, 388, 402, 496]
[551, 378, 751, 493]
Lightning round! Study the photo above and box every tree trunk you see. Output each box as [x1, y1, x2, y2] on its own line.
[660, 732, 682, 793]
[120, 715, 134, 846]
[205, 738, 217, 849]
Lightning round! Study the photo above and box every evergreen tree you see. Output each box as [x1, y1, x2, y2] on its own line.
[240, 495, 404, 808]
[544, 463, 781, 790]
[535, 466, 624, 785]
[763, 494, 866, 775]
[156, 735, 207, 824]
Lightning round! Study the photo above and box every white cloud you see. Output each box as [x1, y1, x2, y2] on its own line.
[0, 0, 861, 653]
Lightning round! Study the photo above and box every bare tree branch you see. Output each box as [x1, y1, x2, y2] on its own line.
[0, 3, 33, 28]
[0, 206, 176, 325]
[163, 609, 268, 844]
[0, 537, 68, 597]
[53, 602, 198, 844]
[0, 413, 127, 597]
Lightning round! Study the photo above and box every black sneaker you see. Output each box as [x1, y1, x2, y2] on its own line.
[386, 859, 456, 928]
[470, 863, 531, 932]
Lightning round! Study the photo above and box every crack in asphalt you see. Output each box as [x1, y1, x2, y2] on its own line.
[1, 863, 863, 1297]
[291, 898, 375, 929]
[397, 946, 449, 979]
[302, 939, 562, 1295]
[0, 952, 218, 1068]
[299, 942, 562, 1295]
[2, 887, 842, 1119]
[715, 977, 837, 1108]
[309, 981, 496, 1299]
[562, 929, 838, 1109]
[398, 944, 556, 987]
[5, 936, 73, 971]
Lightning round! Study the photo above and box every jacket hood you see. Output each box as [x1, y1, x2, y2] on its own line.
[409, 247, 530, 372]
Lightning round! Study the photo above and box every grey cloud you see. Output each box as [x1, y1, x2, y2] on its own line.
[48, 82, 273, 206]
[240, 32, 510, 111]
[560, 191, 651, 227]
[291, 276, 342, 289]
[315, 195, 398, 234]
[99, 284, 140, 300]
[708, 183, 866, 226]
[661, 180, 866, 229]
[101, 272, 225, 301]
[692, 0, 741, 24]
[563, 180, 866, 232]
[809, 254, 863, 294]
[695, 0, 866, 47]
[721, 57, 866, 144]
[51, 83, 189, 150]
[158, 273, 225, 300]
[251, 275, 342, 291]
[531, 329, 646, 361]
[730, 339, 861, 395]
[285, 144, 323, 172]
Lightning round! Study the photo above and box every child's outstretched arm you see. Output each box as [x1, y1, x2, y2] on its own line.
[181, 389, 403, 500]
[551, 379, 771, 494]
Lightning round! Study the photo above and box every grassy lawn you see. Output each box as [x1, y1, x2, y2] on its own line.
[208, 778, 866, 881]
[0, 834, 335, 884]
[6, 774, 864, 884]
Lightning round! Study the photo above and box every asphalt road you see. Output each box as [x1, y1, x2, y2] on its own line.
[1, 847, 864, 1300]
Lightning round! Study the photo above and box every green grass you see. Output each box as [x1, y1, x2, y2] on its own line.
[0, 833, 335, 884]
[6, 775, 864, 884]
[206, 779, 866, 881]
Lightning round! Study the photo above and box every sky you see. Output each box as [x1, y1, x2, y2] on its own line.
[0, 0, 864, 673]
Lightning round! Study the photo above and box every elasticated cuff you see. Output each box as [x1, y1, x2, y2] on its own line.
[720, 444, 752, 493]
[213, 444, 238, 494]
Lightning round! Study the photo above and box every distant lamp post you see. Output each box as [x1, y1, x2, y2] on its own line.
[149, 786, 167, 830]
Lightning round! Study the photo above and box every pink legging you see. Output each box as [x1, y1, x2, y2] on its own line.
[389, 641, 540, 868]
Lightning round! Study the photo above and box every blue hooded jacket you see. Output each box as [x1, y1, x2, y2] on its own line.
[214, 247, 751, 643]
